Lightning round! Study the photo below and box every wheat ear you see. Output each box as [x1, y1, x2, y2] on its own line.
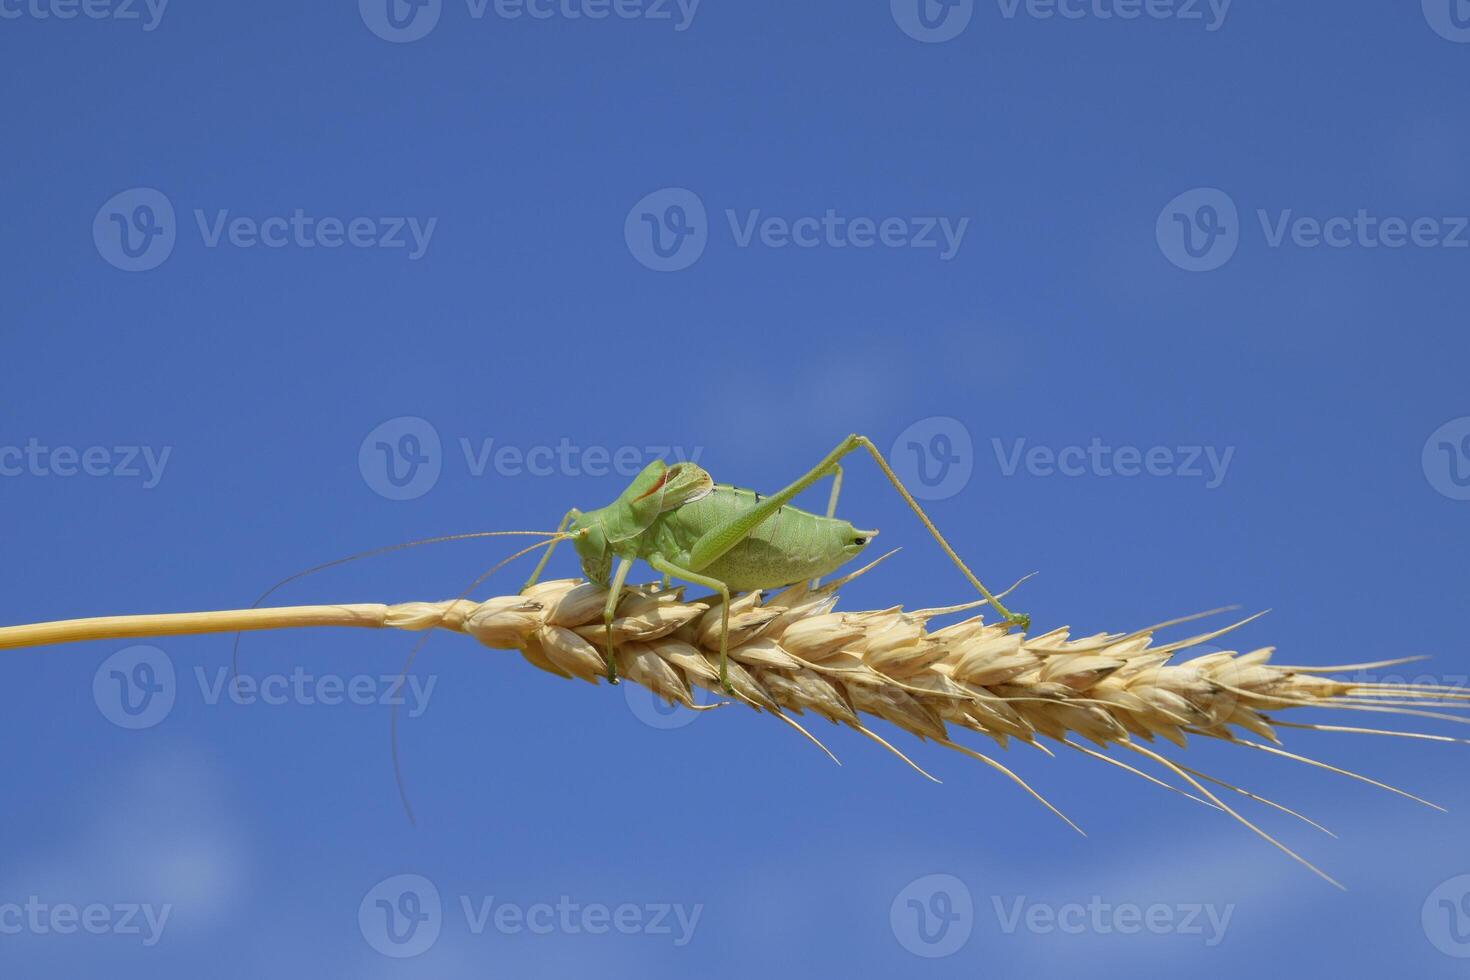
[3, 567, 1465, 888]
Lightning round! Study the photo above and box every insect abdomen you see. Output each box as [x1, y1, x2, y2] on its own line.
[658, 484, 857, 591]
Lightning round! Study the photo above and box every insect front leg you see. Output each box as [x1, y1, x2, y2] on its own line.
[647, 556, 734, 695]
[601, 556, 634, 684]
[524, 509, 579, 590]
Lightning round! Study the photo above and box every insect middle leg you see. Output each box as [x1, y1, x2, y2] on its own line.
[646, 555, 734, 693]
[686, 434, 1028, 630]
[600, 556, 634, 684]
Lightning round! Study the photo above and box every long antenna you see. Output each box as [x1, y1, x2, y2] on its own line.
[231, 530, 564, 677]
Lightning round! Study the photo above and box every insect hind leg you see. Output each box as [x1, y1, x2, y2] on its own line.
[809, 462, 845, 588]
[647, 556, 734, 694]
[679, 434, 1025, 638]
[685, 434, 1025, 629]
[845, 434, 1028, 630]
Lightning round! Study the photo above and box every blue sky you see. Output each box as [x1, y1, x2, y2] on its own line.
[3, 1, 1470, 976]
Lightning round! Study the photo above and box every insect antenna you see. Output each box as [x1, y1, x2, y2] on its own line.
[230, 530, 563, 678]
[391, 534, 570, 827]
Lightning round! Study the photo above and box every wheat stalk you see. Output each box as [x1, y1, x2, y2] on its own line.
[3, 558, 1465, 888]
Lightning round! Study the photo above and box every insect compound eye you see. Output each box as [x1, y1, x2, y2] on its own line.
[852, 537, 868, 546]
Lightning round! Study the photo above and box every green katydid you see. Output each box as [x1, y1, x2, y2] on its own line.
[522, 434, 1029, 693]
